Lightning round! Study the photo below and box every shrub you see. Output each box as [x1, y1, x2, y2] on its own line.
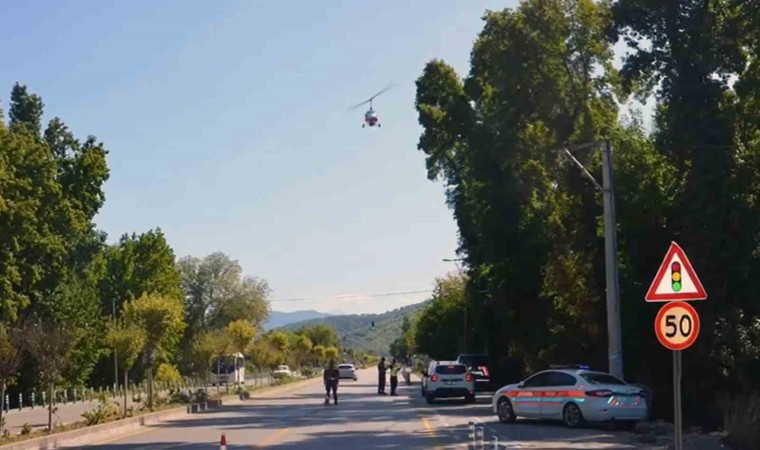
[155, 363, 182, 385]
[81, 393, 118, 426]
[20, 423, 32, 435]
[300, 367, 316, 378]
[720, 390, 760, 450]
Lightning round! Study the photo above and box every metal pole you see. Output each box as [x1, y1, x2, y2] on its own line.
[601, 139, 624, 379]
[112, 298, 119, 391]
[673, 350, 683, 450]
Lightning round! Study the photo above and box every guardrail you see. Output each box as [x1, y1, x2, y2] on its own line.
[1, 374, 276, 414]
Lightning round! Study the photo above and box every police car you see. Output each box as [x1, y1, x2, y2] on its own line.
[491, 365, 648, 428]
[422, 361, 476, 404]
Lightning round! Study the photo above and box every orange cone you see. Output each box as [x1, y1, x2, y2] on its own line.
[220, 433, 227, 450]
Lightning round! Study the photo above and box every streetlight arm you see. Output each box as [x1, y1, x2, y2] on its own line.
[561, 148, 603, 192]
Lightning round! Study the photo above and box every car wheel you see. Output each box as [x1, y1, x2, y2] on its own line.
[497, 398, 516, 423]
[563, 403, 585, 428]
[465, 393, 476, 404]
[426, 393, 435, 404]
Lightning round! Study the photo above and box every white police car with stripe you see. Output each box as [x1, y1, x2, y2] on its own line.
[492, 365, 648, 428]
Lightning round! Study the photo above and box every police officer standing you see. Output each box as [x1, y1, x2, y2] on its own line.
[323, 360, 340, 405]
[390, 359, 399, 396]
[377, 357, 387, 395]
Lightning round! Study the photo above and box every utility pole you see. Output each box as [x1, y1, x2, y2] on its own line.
[559, 140, 624, 379]
[601, 140, 623, 379]
[112, 298, 118, 391]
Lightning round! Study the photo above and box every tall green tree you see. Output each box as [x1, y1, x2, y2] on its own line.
[104, 320, 146, 417]
[612, 0, 760, 423]
[414, 273, 466, 360]
[122, 293, 186, 410]
[177, 252, 270, 369]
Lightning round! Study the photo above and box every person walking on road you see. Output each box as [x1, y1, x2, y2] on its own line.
[377, 357, 387, 395]
[390, 359, 399, 396]
[323, 360, 340, 405]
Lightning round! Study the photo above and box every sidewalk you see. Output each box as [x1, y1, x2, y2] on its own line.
[2, 376, 273, 435]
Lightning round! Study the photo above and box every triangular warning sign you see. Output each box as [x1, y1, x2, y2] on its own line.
[645, 242, 707, 302]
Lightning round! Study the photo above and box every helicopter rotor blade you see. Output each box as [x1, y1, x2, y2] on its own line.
[347, 98, 371, 111]
[368, 83, 395, 101]
[347, 83, 395, 111]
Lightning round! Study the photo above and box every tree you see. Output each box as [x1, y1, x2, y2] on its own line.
[323, 346, 340, 364]
[247, 336, 283, 371]
[226, 319, 255, 384]
[414, 273, 466, 360]
[189, 331, 218, 388]
[25, 322, 74, 431]
[155, 363, 182, 385]
[178, 253, 270, 370]
[389, 315, 415, 363]
[9, 83, 44, 138]
[104, 320, 146, 417]
[291, 334, 313, 368]
[0, 324, 25, 434]
[296, 324, 338, 348]
[311, 345, 327, 366]
[122, 293, 186, 410]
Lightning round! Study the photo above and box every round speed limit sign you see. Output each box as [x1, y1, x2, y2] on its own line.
[654, 301, 700, 350]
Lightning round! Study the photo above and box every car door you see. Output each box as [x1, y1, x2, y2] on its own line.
[540, 372, 579, 418]
[512, 372, 553, 417]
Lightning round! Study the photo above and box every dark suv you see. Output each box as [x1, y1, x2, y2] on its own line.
[456, 353, 491, 392]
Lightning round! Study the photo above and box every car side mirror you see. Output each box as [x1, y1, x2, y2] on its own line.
[517, 383, 525, 389]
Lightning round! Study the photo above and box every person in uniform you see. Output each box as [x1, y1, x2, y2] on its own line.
[390, 358, 400, 396]
[323, 360, 340, 405]
[377, 357, 387, 395]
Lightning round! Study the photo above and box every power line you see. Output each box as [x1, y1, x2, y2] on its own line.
[270, 289, 433, 303]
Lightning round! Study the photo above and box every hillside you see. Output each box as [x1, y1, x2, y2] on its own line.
[281, 301, 429, 355]
[263, 310, 332, 330]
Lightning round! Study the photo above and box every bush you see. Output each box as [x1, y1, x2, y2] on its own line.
[155, 363, 182, 385]
[20, 423, 32, 435]
[81, 393, 118, 426]
[721, 391, 760, 450]
[300, 367, 317, 377]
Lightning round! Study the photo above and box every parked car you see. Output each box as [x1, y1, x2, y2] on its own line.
[421, 360, 476, 404]
[273, 365, 292, 378]
[492, 365, 647, 428]
[338, 363, 358, 381]
[457, 353, 492, 392]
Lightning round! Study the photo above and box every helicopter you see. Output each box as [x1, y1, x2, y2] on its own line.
[349, 84, 394, 128]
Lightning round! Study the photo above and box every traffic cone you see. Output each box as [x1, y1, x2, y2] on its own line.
[219, 433, 227, 450]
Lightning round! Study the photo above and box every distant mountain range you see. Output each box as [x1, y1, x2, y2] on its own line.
[263, 310, 332, 330]
[279, 301, 429, 355]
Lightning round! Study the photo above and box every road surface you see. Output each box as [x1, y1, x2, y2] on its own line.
[82, 369, 647, 449]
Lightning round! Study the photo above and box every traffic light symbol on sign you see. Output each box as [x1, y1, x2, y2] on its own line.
[671, 262, 681, 292]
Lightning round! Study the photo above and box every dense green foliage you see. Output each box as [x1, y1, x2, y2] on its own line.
[0, 85, 288, 405]
[413, 0, 758, 428]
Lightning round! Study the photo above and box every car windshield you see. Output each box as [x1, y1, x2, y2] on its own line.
[580, 372, 627, 385]
[277, 366, 289, 371]
[458, 355, 489, 367]
[435, 365, 467, 375]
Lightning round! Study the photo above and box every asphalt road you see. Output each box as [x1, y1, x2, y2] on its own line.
[80, 369, 648, 449]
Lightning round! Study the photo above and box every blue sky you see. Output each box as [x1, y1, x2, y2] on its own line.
[1, 1, 650, 315]
[1, 0, 520, 314]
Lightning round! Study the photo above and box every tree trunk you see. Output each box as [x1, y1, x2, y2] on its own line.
[147, 367, 153, 411]
[48, 381, 54, 431]
[217, 358, 221, 394]
[123, 369, 129, 417]
[0, 380, 6, 435]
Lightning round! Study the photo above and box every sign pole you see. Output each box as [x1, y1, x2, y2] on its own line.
[602, 139, 624, 379]
[673, 350, 683, 450]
